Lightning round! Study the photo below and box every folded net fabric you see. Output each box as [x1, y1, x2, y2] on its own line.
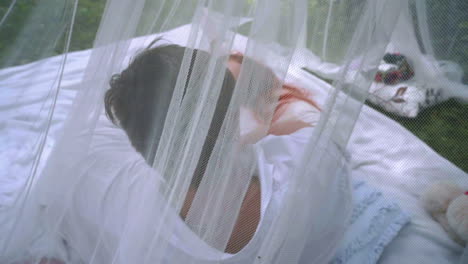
[301, 0, 468, 118]
[0, 0, 403, 263]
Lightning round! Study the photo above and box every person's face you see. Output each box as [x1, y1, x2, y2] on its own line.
[227, 52, 276, 144]
[227, 52, 243, 81]
[227, 52, 283, 98]
[226, 52, 318, 138]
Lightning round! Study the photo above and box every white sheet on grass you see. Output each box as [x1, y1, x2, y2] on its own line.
[349, 104, 468, 264]
[0, 26, 467, 263]
[287, 67, 468, 264]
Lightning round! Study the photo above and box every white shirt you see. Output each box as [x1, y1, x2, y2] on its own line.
[24, 116, 346, 264]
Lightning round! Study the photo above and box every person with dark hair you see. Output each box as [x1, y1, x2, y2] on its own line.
[10, 42, 324, 264]
[105, 44, 237, 187]
[103, 42, 321, 254]
[105, 44, 320, 181]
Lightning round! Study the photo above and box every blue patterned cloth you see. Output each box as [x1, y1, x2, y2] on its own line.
[330, 181, 410, 264]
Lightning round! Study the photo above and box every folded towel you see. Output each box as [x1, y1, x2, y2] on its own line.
[331, 181, 410, 264]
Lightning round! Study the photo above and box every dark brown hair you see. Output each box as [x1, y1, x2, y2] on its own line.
[105, 43, 319, 186]
[105, 44, 236, 186]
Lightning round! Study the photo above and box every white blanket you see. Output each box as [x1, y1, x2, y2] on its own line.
[1, 27, 467, 263]
[349, 104, 467, 264]
[286, 67, 468, 263]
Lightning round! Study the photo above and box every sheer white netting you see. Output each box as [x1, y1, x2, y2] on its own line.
[380, 0, 468, 114]
[4, 0, 464, 263]
[302, 0, 468, 118]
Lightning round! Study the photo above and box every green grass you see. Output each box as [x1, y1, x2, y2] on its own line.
[0, 0, 106, 67]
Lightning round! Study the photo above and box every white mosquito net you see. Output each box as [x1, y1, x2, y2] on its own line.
[0, 0, 466, 263]
[303, 0, 468, 118]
